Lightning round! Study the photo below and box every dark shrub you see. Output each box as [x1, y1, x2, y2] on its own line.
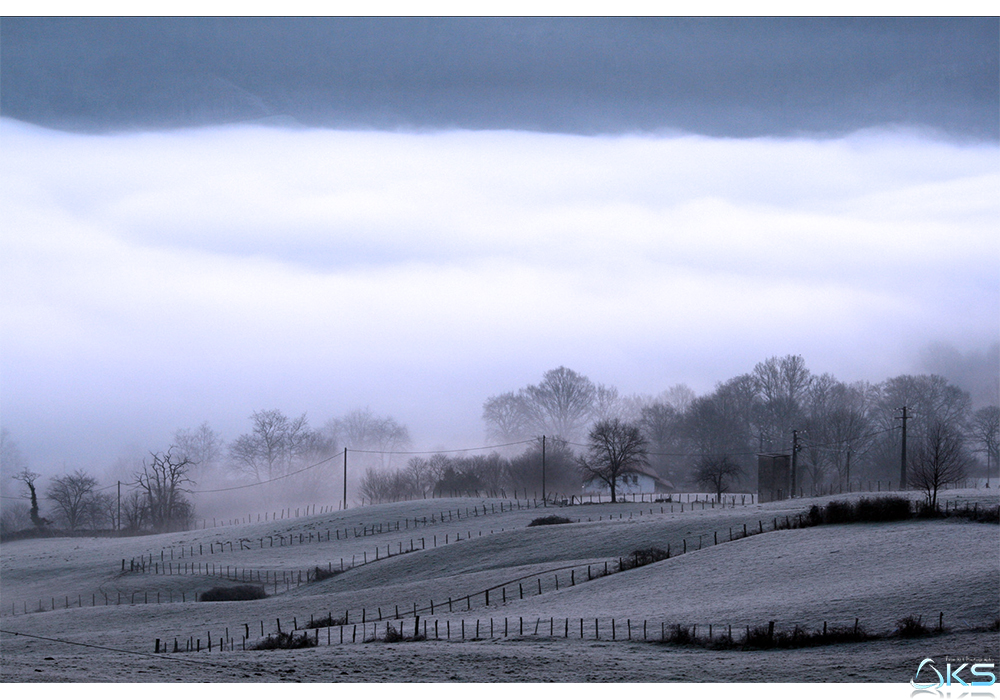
[824, 500, 855, 524]
[895, 615, 930, 638]
[619, 547, 670, 571]
[365, 622, 424, 643]
[200, 585, 267, 602]
[806, 504, 823, 527]
[916, 502, 942, 518]
[305, 613, 346, 629]
[527, 515, 573, 526]
[856, 496, 912, 522]
[251, 631, 316, 650]
[668, 624, 695, 645]
[312, 566, 340, 582]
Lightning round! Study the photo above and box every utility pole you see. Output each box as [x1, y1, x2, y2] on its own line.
[117, 480, 121, 533]
[343, 448, 348, 510]
[790, 430, 800, 498]
[845, 446, 852, 490]
[541, 436, 546, 506]
[899, 406, 908, 490]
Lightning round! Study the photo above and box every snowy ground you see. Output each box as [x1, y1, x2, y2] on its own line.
[1, 488, 997, 684]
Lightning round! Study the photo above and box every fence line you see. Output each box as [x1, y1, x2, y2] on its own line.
[151, 610, 964, 654]
[9, 498, 992, 618]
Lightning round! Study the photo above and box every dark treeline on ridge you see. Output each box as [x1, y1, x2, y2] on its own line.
[1, 355, 998, 535]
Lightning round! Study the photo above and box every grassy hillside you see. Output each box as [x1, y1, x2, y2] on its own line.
[1, 489, 997, 682]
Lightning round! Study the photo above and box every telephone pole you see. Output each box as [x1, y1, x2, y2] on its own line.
[899, 406, 908, 490]
[541, 435, 546, 506]
[117, 480, 121, 533]
[791, 430, 800, 498]
[343, 448, 348, 510]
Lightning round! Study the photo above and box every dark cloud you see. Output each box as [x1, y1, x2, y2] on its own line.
[2, 17, 997, 138]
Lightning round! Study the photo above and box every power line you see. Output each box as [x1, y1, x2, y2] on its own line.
[191, 453, 340, 494]
[348, 439, 536, 456]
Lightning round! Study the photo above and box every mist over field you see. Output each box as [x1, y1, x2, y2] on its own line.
[0, 16, 997, 496]
[0, 18, 998, 689]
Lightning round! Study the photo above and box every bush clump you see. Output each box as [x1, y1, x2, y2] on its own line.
[365, 622, 425, 643]
[311, 566, 340, 582]
[527, 515, 574, 526]
[251, 631, 317, 650]
[305, 613, 346, 629]
[855, 496, 912, 522]
[199, 585, 267, 602]
[815, 497, 914, 525]
[618, 547, 670, 571]
[895, 615, 931, 638]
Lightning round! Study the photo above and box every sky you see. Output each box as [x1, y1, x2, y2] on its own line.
[0, 17, 998, 476]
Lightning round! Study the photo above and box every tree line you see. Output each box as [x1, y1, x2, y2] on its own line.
[480, 360, 998, 503]
[1, 356, 997, 533]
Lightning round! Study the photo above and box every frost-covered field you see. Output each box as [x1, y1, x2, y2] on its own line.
[1, 489, 997, 683]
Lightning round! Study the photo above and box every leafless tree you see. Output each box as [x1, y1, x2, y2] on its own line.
[971, 405, 999, 483]
[658, 383, 697, 413]
[578, 419, 649, 502]
[753, 354, 813, 453]
[909, 421, 970, 509]
[695, 455, 743, 502]
[639, 401, 684, 481]
[523, 367, 597, 442]
[404, 457, 436, 498]
[325, 408, 410, 473]
[482, 391, 531, 444]
[46, 469, 97, 530]
[230, 409, 327, 482]
[0, 501, 31, 534]
[173, 422, 223, 476]
[11, 468, 47, 528]
[121, 489, 149, 532]
[85, 491, 116, 530]
[135, 449, 194, 531]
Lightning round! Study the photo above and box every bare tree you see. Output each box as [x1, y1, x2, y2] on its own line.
[909, 421, 970, 509]
[85, 491, 115, 530]
[0, 501, 31, 534]
[229, 409, 330, 483]
[695, 455, 743, 502]
[578, 419, 649, 502]
[173, 422, 223, 476]
[120, 489, 149, 532]
[135, 449, 194, 531]
[46, 469, 97, 530]
[404, 457, 436, 498]
[229, 409, 294, 482]
[11, 468, 47, 528]
[482, 391, 531, 444]
[971, 405, 999, 483]
[658, 383, 696, 413]
[326, 408, 410, 469]
[524, 367, 597, 442]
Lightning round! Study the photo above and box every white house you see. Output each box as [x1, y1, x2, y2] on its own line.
[582, 466, 674, 495]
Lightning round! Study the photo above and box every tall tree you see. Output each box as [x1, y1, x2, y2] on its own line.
[695, 455, 743, 502]
[11, 468, 47, 528]
[522, 367, 597, 442]
[135, 449, 194, 531]
[481, 391, 531, 444]
[173, 422, 223, 476]
[578, 418, 649, 502]
[46, 469, 97, 530]
[971, 405, 999, 482]
[909, 421, 970, 508]
[753, 354, 813, 452]
[230, 410, 326, 482]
